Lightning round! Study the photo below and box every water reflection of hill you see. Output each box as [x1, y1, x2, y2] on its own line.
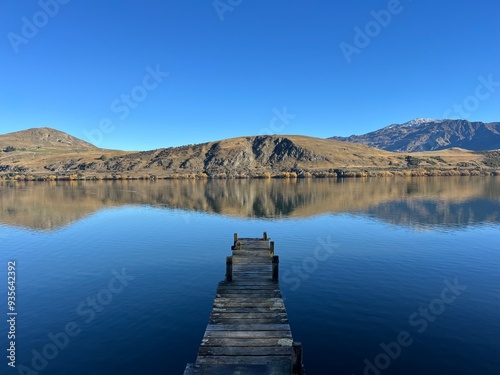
[0, 177, 499, 230]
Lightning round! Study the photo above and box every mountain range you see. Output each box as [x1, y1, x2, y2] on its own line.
[330, 119, 500, 152]
[1, 120, 499, 180]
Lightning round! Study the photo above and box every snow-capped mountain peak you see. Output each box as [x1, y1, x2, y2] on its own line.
[400, 118, 440, 127]
[385, 118, 440, 130]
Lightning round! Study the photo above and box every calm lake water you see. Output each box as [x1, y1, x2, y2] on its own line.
[0, 177, 499, 375]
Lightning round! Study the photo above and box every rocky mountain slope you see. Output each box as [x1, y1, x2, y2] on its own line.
[17, 133, 393, 177]
[329, 119, 500, 152]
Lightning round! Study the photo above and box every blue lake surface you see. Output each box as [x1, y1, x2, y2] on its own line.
[0, 177, 499, 374]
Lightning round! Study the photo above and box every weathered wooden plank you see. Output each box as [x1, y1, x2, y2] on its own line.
[210, 312, 288, 319]
[231, 276, 273, 281]
[216, 288, 279, 293]
[203, 330, 292, 339]
[213, 297, 283, 302]
[231, 276, 272, 280]
[232, 248, 271, 253]
[209, 319, 289, 324]
[231, 272, 272, 276]
[216, 293, 281, 298]
[196, 355, 291, 365]
[232, 255, 270, 259]
[213, 297, 283, 303]
[216, 291, 279, 296]
[216, 296, 281, 302]
[225, 270, 271, 274]
[213, 305, 285, 311]
[214, 295, 282, 301]
[213, 296, 283, 301]
[218, 284, 276, 289]
[235, 239, 267, 242]
[233, 262, 271, 266]
[231, 254, 270, 260]
[217, 286, 280, 291]
[213, 306, 285, 312]
[243, 246, 270, 251]
[216, 290, 280, 295]
[212, 308, 286, 314]
[219, 280, 275, 285]
[216, 285, 279, 290]
[198, 346, 293, 356]
[223, 269, 270, 274]
[213, 304, 285, 310]
[232, 266, 271, 270]
[232, 265, 271, 269]
[200, 337, 294, 347]
[216, 292, 282, 297]
[209, 318, 289, 325]
[205, 324, 291, 331]
[237, 243, 269, 248]
[207, 324, 290, 332]
[184, 363, 291, 375]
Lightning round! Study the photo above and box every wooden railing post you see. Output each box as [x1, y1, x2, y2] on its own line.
[272, 255, 279, 282]
[226, 256, 233, 282]
[270, 241, 275, 257]
[291, 341, 303, 375]
[234, 232, 238, 243]
[263, 231, 268, 240]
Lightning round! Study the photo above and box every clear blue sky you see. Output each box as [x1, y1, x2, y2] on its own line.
[1, 0, 499, 150]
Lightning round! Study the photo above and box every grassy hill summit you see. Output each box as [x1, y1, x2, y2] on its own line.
[0, 127, 97, 151]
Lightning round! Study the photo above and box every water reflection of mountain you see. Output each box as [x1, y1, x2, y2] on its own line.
[0, 177, 499, 230]
[367, 199, 500, 229]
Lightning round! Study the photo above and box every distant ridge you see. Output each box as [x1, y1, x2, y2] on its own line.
[0, 127, 97, 150]
[329, 119, 500, 152]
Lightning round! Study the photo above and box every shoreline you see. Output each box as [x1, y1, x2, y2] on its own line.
[1, 167, 499, 181]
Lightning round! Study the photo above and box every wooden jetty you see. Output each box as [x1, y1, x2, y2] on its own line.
[184, 232, 305, 375]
